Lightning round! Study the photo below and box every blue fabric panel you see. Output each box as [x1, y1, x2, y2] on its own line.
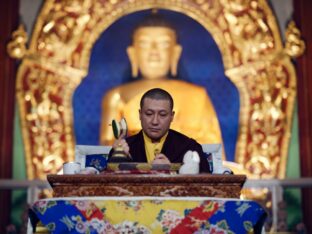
[85, 154, 108, 172]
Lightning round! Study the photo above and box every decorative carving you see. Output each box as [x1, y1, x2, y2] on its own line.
[221, 0, 275, 64]
[35, 0, 92, 67]
[227, 59, 296, 179]
[284, 20, 305, 58]
[48, 174, 246, 198]
[7, 24, 28, 59]
[53, 185, 242, 197]
[13, 0, 301, 179]
[16, 64, 77, 178]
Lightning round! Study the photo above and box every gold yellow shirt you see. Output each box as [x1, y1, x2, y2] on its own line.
[143, 132, 168, 163]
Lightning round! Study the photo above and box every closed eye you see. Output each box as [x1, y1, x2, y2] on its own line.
[145, 112, 153, 116]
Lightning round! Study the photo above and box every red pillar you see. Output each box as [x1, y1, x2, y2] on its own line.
[293, 1, 312, 233]
[0, 0, 19, 232]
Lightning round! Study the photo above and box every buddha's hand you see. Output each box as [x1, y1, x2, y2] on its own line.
[112, 137, 130, 156]
[152, 154, 170, 165]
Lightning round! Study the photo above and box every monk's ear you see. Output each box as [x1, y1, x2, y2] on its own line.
[171, 111, 175, 121]
[170, 45, 182, 77]
[139, 109, 142, 120]
[127, 46, 139, 78]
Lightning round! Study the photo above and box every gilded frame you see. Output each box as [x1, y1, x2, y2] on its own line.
[16, 0, 297, 179]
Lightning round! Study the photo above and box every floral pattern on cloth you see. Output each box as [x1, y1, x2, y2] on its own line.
[157, 209, 183, 233]
[29, 199, 267, 234]
[30, 200, 116, 234]
[117, 200, 142, 212]
[114, 221, 150, 233]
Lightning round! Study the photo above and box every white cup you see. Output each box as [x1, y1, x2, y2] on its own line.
[63, 162, 81, 175]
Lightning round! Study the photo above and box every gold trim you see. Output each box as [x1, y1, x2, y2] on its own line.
[285, 20, 306, 58]
[15, 0, 300, 179]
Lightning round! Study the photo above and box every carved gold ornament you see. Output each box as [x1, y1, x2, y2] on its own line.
[10, 0, 302, 179]
[284, 20, 305, 58]
[7, 24, 28, 59]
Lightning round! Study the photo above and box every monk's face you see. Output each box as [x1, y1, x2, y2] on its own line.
[139, 98, 174, 141]
[133, 27, 177, 79]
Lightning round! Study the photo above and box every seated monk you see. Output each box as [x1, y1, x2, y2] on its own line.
[100, 13, 223, 150]
[109, 88, 210, 172]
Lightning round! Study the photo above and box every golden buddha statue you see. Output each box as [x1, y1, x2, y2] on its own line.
[100, 13, 223, 148]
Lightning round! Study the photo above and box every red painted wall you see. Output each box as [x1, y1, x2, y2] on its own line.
[294, 1, 312, 233]
[0, 0, 19, 232]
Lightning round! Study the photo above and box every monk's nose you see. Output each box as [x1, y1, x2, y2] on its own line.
[151, 114, 159, 124]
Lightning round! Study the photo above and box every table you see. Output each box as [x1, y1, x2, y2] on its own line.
[29, 196, 267, 234]
[47, 174, 246, 198]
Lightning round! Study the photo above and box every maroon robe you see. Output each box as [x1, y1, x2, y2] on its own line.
[109, 129, 210, 173]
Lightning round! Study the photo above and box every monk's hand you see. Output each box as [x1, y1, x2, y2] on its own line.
[112, 137, 130, 156]
[152, 153, 170, 165]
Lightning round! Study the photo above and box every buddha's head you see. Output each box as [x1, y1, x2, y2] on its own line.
[127, 13, 182, 80]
